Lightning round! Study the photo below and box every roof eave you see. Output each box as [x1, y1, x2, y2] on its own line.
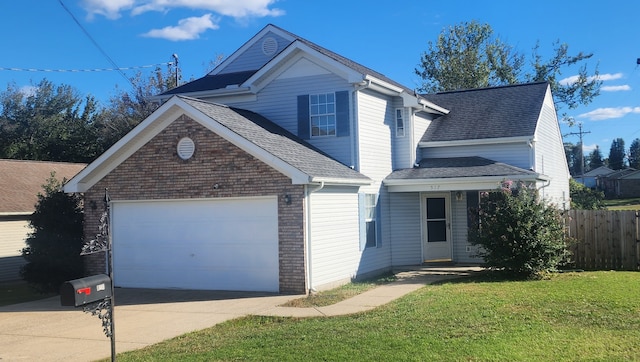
[384, 174, 548, 192]
[420, 135, 534, 148]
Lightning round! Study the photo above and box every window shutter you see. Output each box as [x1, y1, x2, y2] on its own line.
[336, 90, 350, 137]
[297, 95, 310, 139]
[358, 192, 366, 251]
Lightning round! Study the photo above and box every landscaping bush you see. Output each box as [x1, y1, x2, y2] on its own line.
[569, 178, 604, 209]
[469, 181, 570, 278]
[20, 173, 85, 293]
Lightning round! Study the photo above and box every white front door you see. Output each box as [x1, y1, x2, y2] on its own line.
[422, 193, 452, 261]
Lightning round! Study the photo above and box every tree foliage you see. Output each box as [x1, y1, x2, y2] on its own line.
[569, 179, 604, 210]
[469, 181, 570, 279]
[564, 142, 583, 176]
[20, 174, 85, 293]
[628, 138, 640, 169]
[415, 20, 601, 124]
[608, 138, 626, 170]
[0, 79, 105, 162]
[98, 65, 177, 147]
[587, 146, 604, 171]
[0, 66, 178, 163]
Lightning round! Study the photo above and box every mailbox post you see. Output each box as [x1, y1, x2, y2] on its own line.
[62, 189, 116, 362]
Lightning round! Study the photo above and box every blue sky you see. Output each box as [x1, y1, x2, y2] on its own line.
[1, 0, 638, 156]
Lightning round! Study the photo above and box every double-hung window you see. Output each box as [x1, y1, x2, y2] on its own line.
[364, 193, 377, 248]
[395, 108, 405, 137]
[310, 93, 336, 137]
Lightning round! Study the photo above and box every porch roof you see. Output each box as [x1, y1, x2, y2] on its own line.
[384, 157, 548, 192]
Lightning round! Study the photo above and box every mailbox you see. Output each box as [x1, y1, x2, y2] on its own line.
[60, 274, 112, 307]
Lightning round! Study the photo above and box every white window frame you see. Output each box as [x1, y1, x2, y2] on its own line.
[310, 93, 336, 137]
[395, 108, 405, 137]
[364, 193, 377, 248]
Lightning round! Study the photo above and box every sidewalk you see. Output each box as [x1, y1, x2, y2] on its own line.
[0, 265, 481, 361]
[259, 265, 483, 317]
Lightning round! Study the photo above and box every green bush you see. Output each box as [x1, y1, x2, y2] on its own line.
[569, 178, 604, 209]
[469, 181, 570, 279]
[20, 173, 85, 293]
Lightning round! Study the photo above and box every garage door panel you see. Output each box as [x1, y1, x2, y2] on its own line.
[112, 197, 279, 292]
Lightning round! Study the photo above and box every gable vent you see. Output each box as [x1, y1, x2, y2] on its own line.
[262, 37, 278, 56]
[177, 137, 195, 160]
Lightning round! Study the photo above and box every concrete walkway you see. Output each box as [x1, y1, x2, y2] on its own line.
[0, 266, 481, 361]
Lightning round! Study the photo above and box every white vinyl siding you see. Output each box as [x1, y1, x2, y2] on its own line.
[220, 74, 354, 167]
[0, 219, 29, 282]
[389, 192, 422, 266]
[308, 187, 361, 289]
[412, 112, 432, 167]
[357, 89, 394, 181]
[533, 89, 570, 208]
[219, 32, 291, 74]
[424, 143, 531, 170]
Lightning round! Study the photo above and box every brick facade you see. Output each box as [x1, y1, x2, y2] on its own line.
[84, 115, 307, 294]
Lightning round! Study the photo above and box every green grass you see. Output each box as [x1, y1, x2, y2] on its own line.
[281, 273, 396, 307]
[113, 271, 640, 362]
[0, 281, 55, 307]
[603, 197, 640, 210]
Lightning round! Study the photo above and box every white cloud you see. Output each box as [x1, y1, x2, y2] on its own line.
[81, 0, 135, 20]
[601, 85, 631, 92]
[19, 85, 38, 97]
[82, 0, 284, 20]
[133, 0, 285, 18]
[582, 143, 599, 153]
[578, 107, 640, 121]
[559, 72, 624, 86]
[142, 14, 219, 41]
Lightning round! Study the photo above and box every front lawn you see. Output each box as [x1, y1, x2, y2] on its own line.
[114, 271, 640, 361]
[603, 197, 640, 210]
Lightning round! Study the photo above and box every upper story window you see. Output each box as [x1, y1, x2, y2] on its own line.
[310, 93, 336, 137]
[395, 108, 405, 137]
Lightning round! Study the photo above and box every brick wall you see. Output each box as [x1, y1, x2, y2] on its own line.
[84, 115, 307, 294]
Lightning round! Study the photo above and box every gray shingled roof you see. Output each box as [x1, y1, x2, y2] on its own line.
[162, 70, 256, 96]
[420, 82, 549, 143]
[385, 157, 540, 180]
[160, 24, 417, 98]
[179, 96, 370, 183]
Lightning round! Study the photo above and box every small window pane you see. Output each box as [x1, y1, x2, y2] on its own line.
[366, 221, 376, 247]
[427, 220, 447, 242]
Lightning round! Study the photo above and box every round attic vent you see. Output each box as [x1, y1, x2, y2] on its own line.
[177, 137, 195, 160]
[262, 37, 278, 56]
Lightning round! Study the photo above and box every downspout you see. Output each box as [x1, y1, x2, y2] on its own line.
[304, 181, 325, 294]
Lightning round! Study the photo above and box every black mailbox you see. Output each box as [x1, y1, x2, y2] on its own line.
[60, 274, 112, 307]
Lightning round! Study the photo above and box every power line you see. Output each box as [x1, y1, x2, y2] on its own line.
[57, 0, 135, 88]
[0, 63, 172, 73]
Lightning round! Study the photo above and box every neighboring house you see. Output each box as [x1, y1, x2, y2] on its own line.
[598, 168, 636, 197]
[0, 159, 86, 282]
[64, 24, 570, 294]
[577, 166, 613, 188]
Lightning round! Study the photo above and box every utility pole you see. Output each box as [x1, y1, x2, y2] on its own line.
[564, 123, 591, 182]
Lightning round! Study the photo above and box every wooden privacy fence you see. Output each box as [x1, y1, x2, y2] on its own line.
[564, 209, 640, 271]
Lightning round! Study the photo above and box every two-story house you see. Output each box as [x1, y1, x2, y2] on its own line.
[64, 24, 569, 294]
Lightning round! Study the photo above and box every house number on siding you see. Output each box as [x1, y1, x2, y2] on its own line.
[429, 185, 441, 190]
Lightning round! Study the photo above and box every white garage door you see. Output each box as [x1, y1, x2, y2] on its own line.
[111, 197, 279, 292]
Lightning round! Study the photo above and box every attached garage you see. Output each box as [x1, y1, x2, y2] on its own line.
[111, 196, 279, 292]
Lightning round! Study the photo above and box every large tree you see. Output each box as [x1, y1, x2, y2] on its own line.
[587, 146, 604, 171]
[628, 138, 640, 169]
[608, 138, 626, 170]
[0, 79, 105, 163]
[415, 20, 601, 124]
[97, 65, 178, 148]
[564, 142, 583, 176]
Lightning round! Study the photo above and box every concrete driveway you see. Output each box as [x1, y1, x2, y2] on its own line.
[0, 288, 302, 361]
